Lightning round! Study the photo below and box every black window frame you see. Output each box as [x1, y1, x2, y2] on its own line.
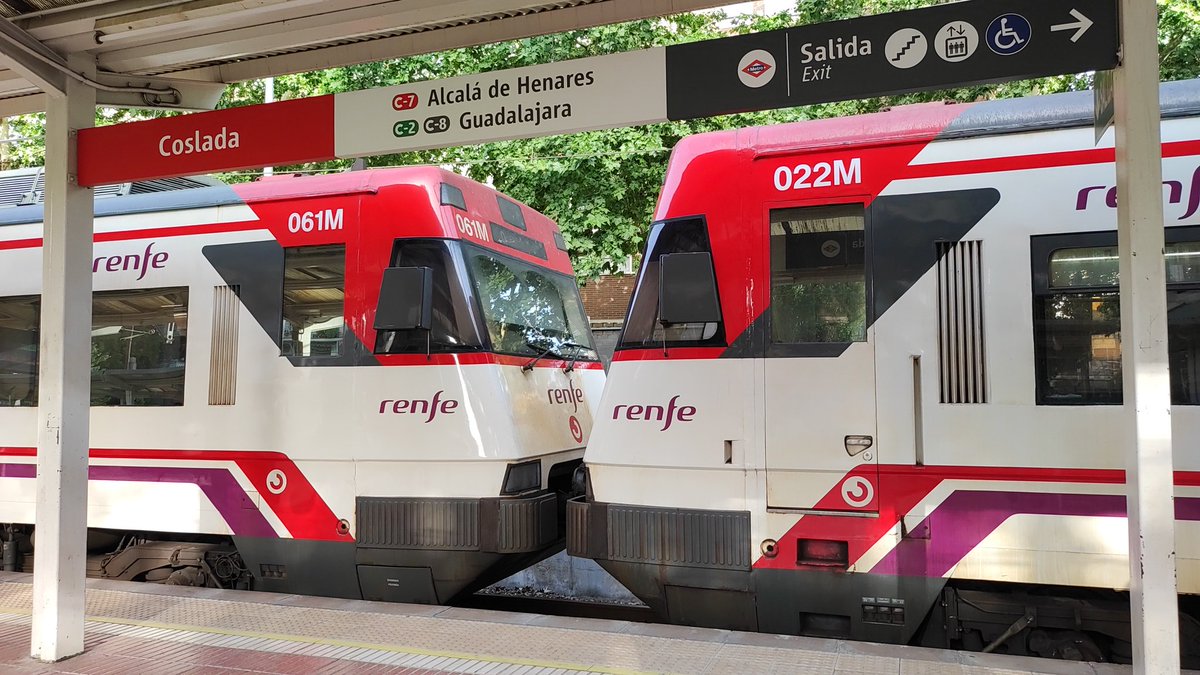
[765, 202, 871, 359]
[0, 294, 39, 407]
[1031, 225, 1200, 406]
[440, 183, 467, 211]
[617, 215, 727, 350]
[281, 244, 347, 360]
[496, 196, 527, 231]
[90, 286, 190, 407]
[373, 238, 487, 356]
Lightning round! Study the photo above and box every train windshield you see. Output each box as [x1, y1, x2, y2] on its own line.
[463, 244, 598, 361]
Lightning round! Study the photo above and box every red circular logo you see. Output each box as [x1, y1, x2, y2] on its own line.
[569, 416, 584, 443]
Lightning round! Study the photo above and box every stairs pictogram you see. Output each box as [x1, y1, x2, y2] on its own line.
[891, 34, 922, 62]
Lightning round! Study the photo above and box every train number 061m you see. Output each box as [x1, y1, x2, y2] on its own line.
[773, 158, 862, 191]
[287, 208, 344, 233]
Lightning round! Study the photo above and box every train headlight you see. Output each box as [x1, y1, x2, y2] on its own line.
[501, 459, 542, 495]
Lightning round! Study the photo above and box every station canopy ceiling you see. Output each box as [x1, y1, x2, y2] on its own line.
[0, 0, 732, 116]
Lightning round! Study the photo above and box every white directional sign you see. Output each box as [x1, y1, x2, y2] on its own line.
[335, 49, 667, 157]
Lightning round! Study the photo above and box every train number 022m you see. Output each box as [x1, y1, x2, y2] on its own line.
[773, 158, 862, 191]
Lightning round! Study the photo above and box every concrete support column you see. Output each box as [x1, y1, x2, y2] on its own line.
[30, 57, 94, 663]
[1114, 0, 1180, 672]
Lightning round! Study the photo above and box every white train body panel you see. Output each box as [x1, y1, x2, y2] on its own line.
[576, 81, 1200, 641]
[0, 168, 602, 602]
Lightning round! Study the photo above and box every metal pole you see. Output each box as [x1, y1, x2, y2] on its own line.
[30, 54, 94, 662]
[263, 76, 274, 176]
[1114, 0, 1179, 671]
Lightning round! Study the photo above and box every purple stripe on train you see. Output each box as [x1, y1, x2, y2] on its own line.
[870, 491, 1200, 577]
[0, 462, 276, 538]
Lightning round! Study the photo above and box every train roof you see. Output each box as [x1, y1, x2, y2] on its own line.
[0, 165, 498, 228]
[674, 77, 1200, 160]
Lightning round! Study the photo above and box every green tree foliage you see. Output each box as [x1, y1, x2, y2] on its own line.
[0, 1, 1196, 277]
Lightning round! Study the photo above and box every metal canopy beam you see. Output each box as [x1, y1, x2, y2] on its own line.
[0, 72, 226, 116]
[0, 16, 65, 93]
[167, 0, 732, 83]
[0, 0, 738, 114]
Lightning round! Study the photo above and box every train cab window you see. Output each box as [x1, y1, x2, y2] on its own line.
[769, 205, 867, 344]
[619, 217, 725, 349]
[282, 245, 345, 358]
[1034, 235, 1200, 405]
[375, 239, 485, 354]
[497, 196, 527, 231]
[465, 246, 598, 360]
[0, 295, 39, 407]
[91, 287, 188, 406]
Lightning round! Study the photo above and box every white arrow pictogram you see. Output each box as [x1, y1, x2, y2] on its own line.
[1051, 9, 1094, 43]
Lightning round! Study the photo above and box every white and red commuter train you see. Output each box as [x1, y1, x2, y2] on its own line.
[570, 78, 1200, 662]
[0, 166, 603, 604]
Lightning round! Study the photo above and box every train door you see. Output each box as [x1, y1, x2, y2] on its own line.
[763, 201, 879, 513]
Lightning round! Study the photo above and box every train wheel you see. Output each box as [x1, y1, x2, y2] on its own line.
[164, 566, 209, 587]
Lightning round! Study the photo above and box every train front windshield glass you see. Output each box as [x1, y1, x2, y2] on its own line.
[464, 245, 597, 361]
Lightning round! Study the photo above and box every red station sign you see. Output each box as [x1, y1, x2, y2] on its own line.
[77, 97, 336, 187]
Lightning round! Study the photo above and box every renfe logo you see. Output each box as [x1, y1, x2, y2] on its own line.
[547, 386, 586, 413]
[378, 390, 459, 423]
[158, 127, 242, 157]
[92, 241, 167, 280]
[1075, 165, 1200, 221]
[612, 395, 696, 432]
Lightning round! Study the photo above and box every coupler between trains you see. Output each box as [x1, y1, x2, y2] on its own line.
[567, 497, 1200, 665]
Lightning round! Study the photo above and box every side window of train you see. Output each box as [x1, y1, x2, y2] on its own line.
[281, 245, 345, 358]
[374, 239, 485, 354]
[0, 295, 39, 407]
[769, 204, 867, 346]
[619, 217, 725, 349]
[1033, 231, 1200, 405]
[91, 287, 188, 406]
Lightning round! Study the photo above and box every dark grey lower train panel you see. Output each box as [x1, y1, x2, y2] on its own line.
[235, 492, 563, 605]
[354, 492, 561, 603]
[568, 498, 943, 643]
[233, 537, 361, 599]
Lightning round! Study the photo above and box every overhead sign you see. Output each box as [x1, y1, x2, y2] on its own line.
[335, 49, 666, 156]
[76, 0, 1119, 186]
[665, 0, 1118, 119]
[78, 97, 335, 186]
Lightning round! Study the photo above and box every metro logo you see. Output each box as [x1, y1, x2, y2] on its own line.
[742, 60, 772, 78]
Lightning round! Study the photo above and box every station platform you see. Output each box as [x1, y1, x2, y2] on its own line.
[0, 571, 1168, 674]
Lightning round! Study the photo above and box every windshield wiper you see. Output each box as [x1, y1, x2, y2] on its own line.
[521, 338, 586, 372]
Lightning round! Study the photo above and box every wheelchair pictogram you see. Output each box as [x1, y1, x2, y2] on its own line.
[986, 14, 1031, 56]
